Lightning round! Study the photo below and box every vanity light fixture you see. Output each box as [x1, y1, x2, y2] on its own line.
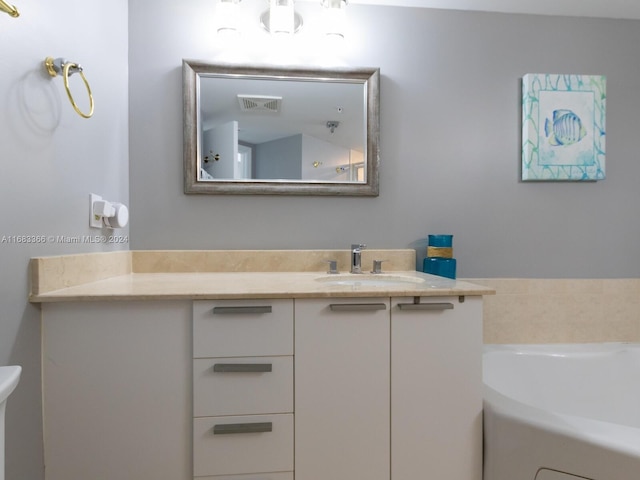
[321, 0, 347, 38]
[217, 0, 348, 38]
[260, 0, 303, 35]
[216, 0, 242, 35]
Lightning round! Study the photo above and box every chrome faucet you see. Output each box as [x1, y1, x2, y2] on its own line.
[350, 244, 366, 274]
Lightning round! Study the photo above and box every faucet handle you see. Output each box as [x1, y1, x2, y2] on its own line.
[371, 259, 386, 274]
[351, 243, 367, 251]
[325, 260, 339, 274]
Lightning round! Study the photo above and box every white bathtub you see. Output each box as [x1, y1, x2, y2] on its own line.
[483, 343, 640, 480]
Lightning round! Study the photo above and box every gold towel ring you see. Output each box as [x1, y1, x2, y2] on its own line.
[44, 57, 94, 119]
[0, 0, 19, 17]
[62, 62, 94, 119]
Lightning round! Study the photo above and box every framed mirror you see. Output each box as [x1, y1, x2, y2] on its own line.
[183, 60, 380, 195]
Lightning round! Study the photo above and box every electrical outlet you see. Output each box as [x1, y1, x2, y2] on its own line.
[89, 193, 103, 228]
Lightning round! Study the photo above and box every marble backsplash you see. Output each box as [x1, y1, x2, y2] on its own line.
[131, 249, 415, 274]
[472, 278, 640, 344]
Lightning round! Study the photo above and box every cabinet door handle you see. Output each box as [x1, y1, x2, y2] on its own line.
[329, 303, 387, 312]
[397, 302, 454, 311]
[213, 363, 273, 373]
[213, 422, 273, 435]
[212, 306, 272, 314]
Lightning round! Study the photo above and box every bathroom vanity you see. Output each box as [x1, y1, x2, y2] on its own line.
[30, 250, 493, 480]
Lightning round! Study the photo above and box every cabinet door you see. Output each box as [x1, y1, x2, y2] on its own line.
[391, 296, 483, 480]
[42, 301, 192, 480]
[295, 298, 390, 480]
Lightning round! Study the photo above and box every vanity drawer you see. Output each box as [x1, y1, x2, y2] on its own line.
[193, 356, 293, 417]
[193, 299, 293, 358]
[193, 414, 294, 477]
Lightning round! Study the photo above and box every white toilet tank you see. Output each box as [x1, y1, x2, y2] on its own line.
[0, 366, 21, 480]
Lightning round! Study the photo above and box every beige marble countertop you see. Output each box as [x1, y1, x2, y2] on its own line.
[29, 250, 494, 302]
[30, 271, 493, 302]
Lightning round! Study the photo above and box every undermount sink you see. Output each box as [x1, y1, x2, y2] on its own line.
[315, 273, 427, 287]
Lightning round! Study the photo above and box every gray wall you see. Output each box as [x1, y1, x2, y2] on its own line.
[0, 2, 128, 479]
[129, 2, 640, 278]
[256, 135, 303, 180]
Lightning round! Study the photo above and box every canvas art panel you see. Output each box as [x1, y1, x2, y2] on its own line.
[522, 74, 606, 181]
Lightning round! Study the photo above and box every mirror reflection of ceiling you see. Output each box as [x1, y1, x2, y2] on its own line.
[199, 76, 364, 153]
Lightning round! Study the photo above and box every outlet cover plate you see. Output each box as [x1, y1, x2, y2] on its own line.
[89, 194, 103, 228]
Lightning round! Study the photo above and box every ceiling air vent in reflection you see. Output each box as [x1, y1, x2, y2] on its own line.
[237, 94, 282, 113]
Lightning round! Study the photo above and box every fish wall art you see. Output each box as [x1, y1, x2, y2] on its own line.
[522, 73, 606, 181]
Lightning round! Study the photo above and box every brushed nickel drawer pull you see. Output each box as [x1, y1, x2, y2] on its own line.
[213, 422, 273, 435]
[329, 303, 387, 312]
[213, 363, 273, 373]
[397, 302, 454, 311]
[212, 306, 272, 314]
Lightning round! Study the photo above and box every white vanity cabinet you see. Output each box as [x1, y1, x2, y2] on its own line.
[294, 297, 391, 480]
[192, 299, 294, 480]
[40, 294, 482, 480]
